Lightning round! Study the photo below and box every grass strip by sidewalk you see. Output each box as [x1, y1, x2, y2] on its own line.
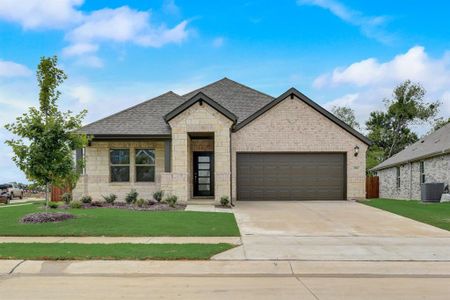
[0, 243, 235, 260]
[360, 198, 450, 231]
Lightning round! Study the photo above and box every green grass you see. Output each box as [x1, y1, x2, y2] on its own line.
[360, 198, 450, 231]
[0, 203, 240, 237]
[0, 243, 234, 260]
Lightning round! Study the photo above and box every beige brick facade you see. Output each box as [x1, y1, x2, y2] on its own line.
[231, 95, 367, 200]
[73, 140, 166, 201]
[168, 102, 233, 204]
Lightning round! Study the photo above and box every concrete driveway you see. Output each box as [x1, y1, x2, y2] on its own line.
[213, 201, 450, 261]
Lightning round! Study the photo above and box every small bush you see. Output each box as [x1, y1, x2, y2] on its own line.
[220, 195, 230, 207]
[48, 202, 59, 209]
[136, 198, 145, 207]
[125, 189, 138, 204]
[70, 200, 83, 209]
[153, 191, 164, 202]
[165, 195, 178, 208]
[21, 212, 75, 224]
[61, 192, 72, 204]
[102, 193, 117, 204]
[91, 201, 104, 207]
[80, 195, 92, 204]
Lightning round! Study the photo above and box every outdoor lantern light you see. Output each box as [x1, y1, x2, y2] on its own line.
[354, 145, 360, 157]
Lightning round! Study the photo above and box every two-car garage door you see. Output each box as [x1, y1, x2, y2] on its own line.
[237, 153, 346, 201]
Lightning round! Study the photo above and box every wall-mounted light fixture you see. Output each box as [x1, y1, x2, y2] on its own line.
[354, 145, 360, 157]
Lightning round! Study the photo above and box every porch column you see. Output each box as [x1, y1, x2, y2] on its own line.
[170, 132, 189, 203]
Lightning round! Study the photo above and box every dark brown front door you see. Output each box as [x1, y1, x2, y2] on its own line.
[237, 153, 346, 201]
[193, 152, 214, 197]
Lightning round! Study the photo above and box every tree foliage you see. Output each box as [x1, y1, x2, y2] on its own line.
[366, 80, 439, 170]
[5, 56, 89, 204]
[331, 106, 360, 130]
[432, 117, 450, 131]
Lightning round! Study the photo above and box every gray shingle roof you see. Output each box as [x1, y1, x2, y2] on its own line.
[79, 78, 274, 136]
[78, 91, 186, 136]
[372, 123, 450, 171]
[182, 78, 274, 124]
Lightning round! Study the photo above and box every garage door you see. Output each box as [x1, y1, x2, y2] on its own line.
[237, 153, 346, 201]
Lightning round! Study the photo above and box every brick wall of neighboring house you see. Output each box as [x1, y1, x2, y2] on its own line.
[231, 95, 368, 201]
[378, 154, 450, 200]
[168, 102, 233, 203]
[72, 140, 166, 201]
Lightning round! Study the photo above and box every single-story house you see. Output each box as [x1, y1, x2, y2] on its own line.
[74, 78, 370, 204]
[372, 123, 450, 200]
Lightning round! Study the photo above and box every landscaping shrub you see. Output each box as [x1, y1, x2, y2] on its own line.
[61, 192, 72, 204]
[153, 191, 164, 203]
[102, 193, 117, 204]
[165, 195, 178, 208]
[80, 195, 92, 204]
[70, 200, 83, 209]
[220, 196, 230, 207]
[21, 212, 75, 224]
[125, 189, 138, 204]
[48, 202, 59, 209]
[136, 198, 145, 207]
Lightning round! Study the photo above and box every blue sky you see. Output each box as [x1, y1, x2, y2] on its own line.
[1, 0, 450, 183]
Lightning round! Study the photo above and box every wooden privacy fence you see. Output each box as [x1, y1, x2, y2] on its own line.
[51, 186, 71, 202]
[366, 176, 379, 199]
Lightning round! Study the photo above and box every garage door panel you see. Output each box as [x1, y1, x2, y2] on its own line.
[237, 153, 345, 201]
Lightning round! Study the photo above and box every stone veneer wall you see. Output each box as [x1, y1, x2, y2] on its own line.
[378, 154, 450, 200]
[72, 140, 166, 201]
[168, 102, 233, 203]
[231, 95, 368, 201]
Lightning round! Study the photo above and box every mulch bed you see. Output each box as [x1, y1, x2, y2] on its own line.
[21, 212, 75, 224]
[61, 201, 186, 211]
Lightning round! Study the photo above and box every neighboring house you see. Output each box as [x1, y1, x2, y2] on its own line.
[372, 123, 450, 200]
[74, 78, 370, 204]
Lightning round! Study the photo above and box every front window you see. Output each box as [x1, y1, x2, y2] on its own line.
[135, 149, 155, 182]
[396, 167, 401, 189]
[420, 161, 425, 184]
[110, 149, 130, 182]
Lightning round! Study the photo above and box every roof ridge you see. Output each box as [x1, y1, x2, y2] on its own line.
[182, 77, 274, 99]
[80, 91, 182, 131]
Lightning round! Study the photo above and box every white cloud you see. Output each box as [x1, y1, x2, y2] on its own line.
[67, 85, 95, 104]
[297, 0, 391, 43]
[0, 0, 83, 29]
[0, 60, 32, 78]
[314, 46, 450, 92]
[162, 0, 180, 16]
[62, 43, 98, 57]
[66, 6, 189, 48]
[212, 37, 225, 48]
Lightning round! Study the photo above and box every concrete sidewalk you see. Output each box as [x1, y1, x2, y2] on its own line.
[0, 236, 241, 244]
[3, 259, 450, 276]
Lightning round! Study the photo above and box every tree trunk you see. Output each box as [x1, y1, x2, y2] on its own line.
[45, 182, 49, 212]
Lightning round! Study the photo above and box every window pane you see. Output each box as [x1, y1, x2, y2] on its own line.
[198, 156, 210, 162]
[198, 163, 210, 170]
[198, 178, 210, 184]
[135, 149, 155, 165]
[198, 184, 210, 191]
[110, 149, 129, 164]
[111, 166, 130, 182]
[136, 166, 155, 182]
[199, 170, 210, 176]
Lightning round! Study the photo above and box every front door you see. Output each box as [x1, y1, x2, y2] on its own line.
[193, 152, 214, 197]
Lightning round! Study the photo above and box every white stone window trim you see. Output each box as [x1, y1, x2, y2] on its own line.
[110, 148, 131, 183]
[135, 148, 156, 183]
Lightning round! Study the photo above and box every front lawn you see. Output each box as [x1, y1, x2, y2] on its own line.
[360, 198, 450, 231]
[0, 203, 240, 237]
[0, 243, 234, 260]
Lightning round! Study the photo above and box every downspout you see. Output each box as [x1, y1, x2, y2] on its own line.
[229, 126, 234, 207]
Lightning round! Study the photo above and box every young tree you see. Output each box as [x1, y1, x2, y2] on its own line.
[366, 80, 439, 167]
[331, 105, 361, 130]
[5, 56, 89, 210]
